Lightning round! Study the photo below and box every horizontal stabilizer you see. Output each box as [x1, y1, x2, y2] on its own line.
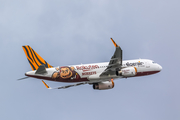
[42, 80, 51, 89]
[17, 77, 29, 80]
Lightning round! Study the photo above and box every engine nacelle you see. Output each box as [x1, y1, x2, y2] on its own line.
[116, 67, 137, 77]
[93, 81, 114, 90]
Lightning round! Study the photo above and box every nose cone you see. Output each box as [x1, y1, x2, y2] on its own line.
[157, 64, 162, 71]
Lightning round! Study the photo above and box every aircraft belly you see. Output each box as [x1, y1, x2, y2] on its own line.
[135, 65, 160, 76]
[136, 71, 160, 76]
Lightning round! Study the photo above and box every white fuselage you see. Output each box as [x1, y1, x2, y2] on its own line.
[25, 59, 162, 83]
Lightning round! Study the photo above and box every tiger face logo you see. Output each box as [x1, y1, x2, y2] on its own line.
[52, 66, 75, 79]
[60, 67, 74, 79]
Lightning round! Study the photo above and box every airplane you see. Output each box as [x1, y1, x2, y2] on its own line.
[20, 38, 162, 90]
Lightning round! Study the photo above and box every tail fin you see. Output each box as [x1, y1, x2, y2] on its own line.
[22, 45, 53, 71]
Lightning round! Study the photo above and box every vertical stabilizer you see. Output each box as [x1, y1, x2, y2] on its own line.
[22, 45, 53, 71]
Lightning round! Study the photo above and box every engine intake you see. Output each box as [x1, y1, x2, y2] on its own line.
[93, 81, 114, 90]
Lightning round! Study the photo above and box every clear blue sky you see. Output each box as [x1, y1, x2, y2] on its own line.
[0, 0, 180, 120]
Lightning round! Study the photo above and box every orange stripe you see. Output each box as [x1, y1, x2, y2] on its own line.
[34, 50, 52, 68]
[22, 45, 53, 70]
[22, 46, 36, 70]
[134, 67, 137, 75]
[34, 50, 46, 64]
[28, 46, 52, 68]
[26, 46, 39, 70]
[29, 47, 42, 67]
[42, 80, 49, 88]
[111, 79, 115, 88]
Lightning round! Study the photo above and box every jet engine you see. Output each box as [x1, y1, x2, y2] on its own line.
[116, 67, 137, 77]
[93, 81, 114, 90]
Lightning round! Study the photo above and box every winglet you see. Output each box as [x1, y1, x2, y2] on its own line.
[42, 80, 51, 89]
[111, 38, 119, 47]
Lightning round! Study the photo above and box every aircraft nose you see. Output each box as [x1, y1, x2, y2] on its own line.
[157, 64, 162, 71]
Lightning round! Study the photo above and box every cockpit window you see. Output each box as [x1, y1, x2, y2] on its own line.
[152, 61, 156, 64]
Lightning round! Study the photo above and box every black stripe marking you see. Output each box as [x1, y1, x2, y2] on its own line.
[28, 59, 36, 70]
[44, 61, 50, 68]
[23, 46, 33, 62]
[28, 46, 40, 68]
[31, 49, 47, 66]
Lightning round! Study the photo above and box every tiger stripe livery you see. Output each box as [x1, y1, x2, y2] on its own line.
[22, 45, 53, 71]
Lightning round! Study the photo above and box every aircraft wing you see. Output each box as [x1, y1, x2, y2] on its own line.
[42, 79, 110, 90]
[100, 38, 122, 77]
[42, 80, 89, 89]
